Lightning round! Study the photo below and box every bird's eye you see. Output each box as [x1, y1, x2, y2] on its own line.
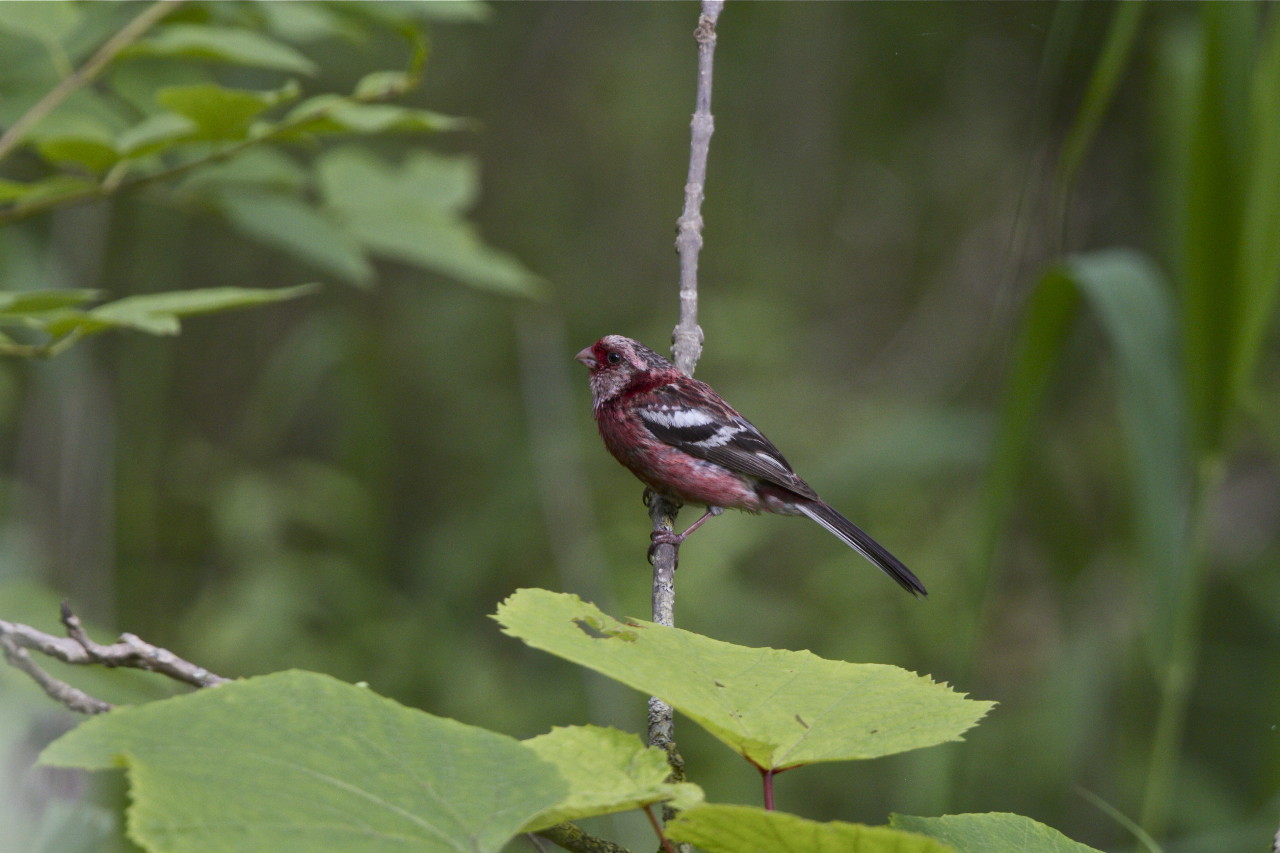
[606, 351, 622, 365]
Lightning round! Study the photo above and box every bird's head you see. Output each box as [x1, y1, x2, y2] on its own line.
[576, 335, 674, 405]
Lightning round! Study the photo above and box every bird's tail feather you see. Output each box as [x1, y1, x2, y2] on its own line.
[798, 501, 927, 597]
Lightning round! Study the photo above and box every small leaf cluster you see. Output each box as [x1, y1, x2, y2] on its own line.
[0, 284, 316, 358]
[0, 0, 540, 357]
[41, 590, 1102, 853]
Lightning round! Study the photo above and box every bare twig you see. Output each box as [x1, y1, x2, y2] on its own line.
[647, 4, 723, 848]
[0, 603, 228, 715]
[0, 1, 185, 167]
[671, 1, 723, 376]
[0, 632, 112, 715]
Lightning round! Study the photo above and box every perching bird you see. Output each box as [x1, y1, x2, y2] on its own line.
[576, 335, 926, 597]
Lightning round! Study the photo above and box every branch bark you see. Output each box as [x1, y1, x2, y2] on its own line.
[0, 602, 227, 715]
[670, 1, 723, 377]
[648, 2, 723, 846]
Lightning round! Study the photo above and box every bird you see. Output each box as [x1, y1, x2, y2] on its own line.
[576, 334, 926, 596]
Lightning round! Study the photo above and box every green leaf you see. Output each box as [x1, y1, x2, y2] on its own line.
[0, 289, 100, 313]
[1056, 3, 1145, 193]
[1179, 3, 1256, 455]
[318, 148, 543, 296]
[39, 285, 318, 338]
[107, 60, 213, 118]
[87, 284, 318, 335]
[891, 813, 1104, 853]
[281, 96, 469, 137]
[3, 175, 96, 207]
[22, 91, 130, 170]
[257, 1, 368, 44]
[520, 725, 703, 832]
[126, 24, 318, 75]
[157, 82, 299, 140]
[356, 1, 492, 24]
[215, 192, 373, 286]
[668, 805, 952, 853]
[40, 671, 568, 853]
[353, 71, 414, 100]
[0, 179, 35, 202]
[495, 589, 991, 771]
[115, 112, 197, 157]
[1060, 250, 1193, 649]
[34, 135, 119, 173]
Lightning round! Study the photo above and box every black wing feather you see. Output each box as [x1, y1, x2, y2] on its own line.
[637, 389, 818, 499]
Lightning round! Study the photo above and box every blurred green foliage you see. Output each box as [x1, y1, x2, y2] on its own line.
[0, 2, 1278, 852]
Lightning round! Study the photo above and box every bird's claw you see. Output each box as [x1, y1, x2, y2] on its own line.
[647, 529, 685, 568]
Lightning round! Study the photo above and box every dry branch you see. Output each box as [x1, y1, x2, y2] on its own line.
[0, 603, 227, 715]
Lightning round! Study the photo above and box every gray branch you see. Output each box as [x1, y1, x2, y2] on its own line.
[0, 603, 228, 715]
[671, 1, 724, 376]
[649, 4, 723, 851]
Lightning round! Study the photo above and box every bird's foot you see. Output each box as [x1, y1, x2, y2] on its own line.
[647, 529, 686, 567]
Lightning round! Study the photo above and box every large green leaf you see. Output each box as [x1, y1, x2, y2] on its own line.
[495, 589, 991, 771]
[891, 813, 1103, 853]
[40, 671, 567, 853]
[667, 805, 951, 853]
[520, 725, 703, 831]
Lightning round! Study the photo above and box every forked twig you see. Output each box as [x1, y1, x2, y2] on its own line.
[0, 602, 227, 715]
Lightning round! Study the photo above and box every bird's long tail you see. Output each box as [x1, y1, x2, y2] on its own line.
[798, 501, 927, 597]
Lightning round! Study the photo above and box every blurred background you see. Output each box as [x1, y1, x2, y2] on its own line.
[1, 2, 1278, 851]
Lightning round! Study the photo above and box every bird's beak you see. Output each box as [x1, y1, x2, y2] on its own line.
[575, 347, 598, 369]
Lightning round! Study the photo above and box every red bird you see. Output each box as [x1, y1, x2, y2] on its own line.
[576, 335, 926, 597]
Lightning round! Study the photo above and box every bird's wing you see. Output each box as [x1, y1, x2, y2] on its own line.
[636, 388, 819, 500]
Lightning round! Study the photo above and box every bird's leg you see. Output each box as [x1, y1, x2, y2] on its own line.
[648, 506, 723, 564]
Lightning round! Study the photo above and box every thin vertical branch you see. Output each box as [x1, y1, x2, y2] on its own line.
[648, 2, 723, 845]
[671, 1, 724, 376]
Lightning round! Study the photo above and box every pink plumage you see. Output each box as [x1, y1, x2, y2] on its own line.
[576, 335, 926, 597]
